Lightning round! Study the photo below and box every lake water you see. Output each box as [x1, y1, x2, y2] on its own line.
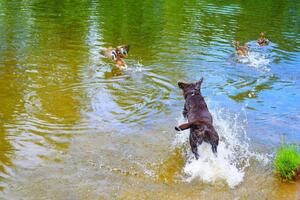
[0, 0, 300, 199]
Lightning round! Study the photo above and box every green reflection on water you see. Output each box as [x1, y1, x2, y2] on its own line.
[229, 75, 278, 102]
[0, 0, 93, 188]
[0, 0, 299, 197]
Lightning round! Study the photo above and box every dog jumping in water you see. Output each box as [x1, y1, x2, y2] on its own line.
[175, 78, 219, 159]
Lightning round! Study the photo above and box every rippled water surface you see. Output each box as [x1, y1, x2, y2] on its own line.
[1, 0, 300, 199]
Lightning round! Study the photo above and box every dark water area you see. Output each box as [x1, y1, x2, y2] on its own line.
[0, 0, 300, 199]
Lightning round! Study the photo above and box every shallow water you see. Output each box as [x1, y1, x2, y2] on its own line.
[1, 0, 300, 199]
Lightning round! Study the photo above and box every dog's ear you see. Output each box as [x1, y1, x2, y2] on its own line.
[178, 82, 189, 89]
[175, 122, 192, 131]
[195, 78, 203, 91]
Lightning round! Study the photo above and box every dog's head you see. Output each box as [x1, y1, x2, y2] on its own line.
[178, 78, 203, 99]
[116, 45, 130, 58]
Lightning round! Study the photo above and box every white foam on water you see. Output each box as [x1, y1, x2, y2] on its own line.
[125, 61, 147, 72]
[173, 107, 270, 188]
[184, 143, 244, 188]
[235, 51, 271, 72]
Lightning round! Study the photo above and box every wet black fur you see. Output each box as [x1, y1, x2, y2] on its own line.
[175, 78, 219, 159]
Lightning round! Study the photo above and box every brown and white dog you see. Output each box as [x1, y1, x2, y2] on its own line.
[175, 78, 219, 159]
[232, 41, 249, 56]
[257, 32, 269, 46]
[101, 45, 130, 69]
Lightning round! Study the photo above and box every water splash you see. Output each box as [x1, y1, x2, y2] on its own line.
[125, 61, 147, 72]
[233, 41, 277, 72]
[173, 107, 270, 188]
[235, 51, 271, 71]
[184, 143, 244, 188]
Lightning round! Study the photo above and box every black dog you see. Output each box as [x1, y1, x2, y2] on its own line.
[175, 78, 219, 159]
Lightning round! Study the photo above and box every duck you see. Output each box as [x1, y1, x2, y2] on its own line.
[257, 32, 269, 46]
[232, 41, 249, 56]
[101, 45, 130, 69]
